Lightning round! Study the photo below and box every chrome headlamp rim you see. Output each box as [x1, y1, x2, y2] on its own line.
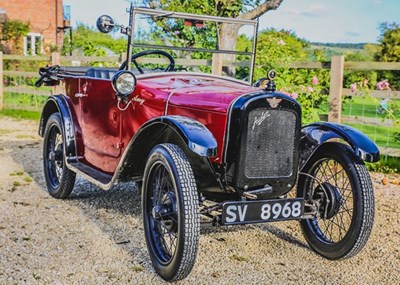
[112, 70, 137, 97]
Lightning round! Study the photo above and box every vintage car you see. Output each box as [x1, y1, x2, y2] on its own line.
[36, 6, 379, 281]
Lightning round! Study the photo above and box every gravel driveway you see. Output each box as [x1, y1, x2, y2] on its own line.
[0, 115, 399, 284]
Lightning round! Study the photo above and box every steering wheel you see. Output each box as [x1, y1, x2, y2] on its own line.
[119, 50, 175, 74]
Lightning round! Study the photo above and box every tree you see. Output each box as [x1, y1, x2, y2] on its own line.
[68, 25, 127, 55]
[375, 22, 400, 90]
[145, 0, 284, 75]
[254, 28, 308, 78]
[376, 22, 400, 62]
[0, 19, 30, 53]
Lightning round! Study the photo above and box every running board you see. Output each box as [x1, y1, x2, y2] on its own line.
[67, 162, 113, 189]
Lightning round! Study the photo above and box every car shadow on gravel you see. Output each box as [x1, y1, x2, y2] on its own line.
[70, 178, 142, 216]
[258, 224, 310, 250]
[201, 222, 310, 252]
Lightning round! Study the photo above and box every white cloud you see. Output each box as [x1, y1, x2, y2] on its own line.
[283, 4, 328, 17]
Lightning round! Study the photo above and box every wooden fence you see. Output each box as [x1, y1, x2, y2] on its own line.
[0, 52, 399, 155]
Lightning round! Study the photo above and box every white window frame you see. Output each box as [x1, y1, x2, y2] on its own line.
[23, 32, 43, 55]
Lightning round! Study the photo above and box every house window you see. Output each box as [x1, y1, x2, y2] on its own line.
[24, 33, 43, 55]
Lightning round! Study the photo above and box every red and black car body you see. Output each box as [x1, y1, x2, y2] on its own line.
[36, 6, 379, 282]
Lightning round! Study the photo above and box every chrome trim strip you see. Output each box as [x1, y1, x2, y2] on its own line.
[165, 85, 186, 115]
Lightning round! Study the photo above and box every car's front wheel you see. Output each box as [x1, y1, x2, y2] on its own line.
[43, 113, 76, 198]
[297, 142, 374, 260]
[142, 144, 200, 281]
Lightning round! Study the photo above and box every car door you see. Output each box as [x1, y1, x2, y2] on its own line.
[78, 78, 122, 173]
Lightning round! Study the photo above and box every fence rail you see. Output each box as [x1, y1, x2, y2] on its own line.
[0, 52, 399, 157]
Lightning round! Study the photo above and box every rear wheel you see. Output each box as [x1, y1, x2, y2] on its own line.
[298, 142, 374, 259]
[43, 113, 76, 199]
[142, 144, 199, 281]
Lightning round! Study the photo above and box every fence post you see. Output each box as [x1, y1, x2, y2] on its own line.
[212, 53, 222, 75]
[120, 53, 127, 64]
[0, 52, 3, 111]
[328, 55, 345, 123]
[51, 52, 61, 95]
[52, 52, 61, 66]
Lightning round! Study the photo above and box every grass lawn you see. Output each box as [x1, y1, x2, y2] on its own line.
[0, 109, 42, 121]
[4, 92, 48, 111]
[346, 123, 399, 149]
[342, 95, 400, 119]
[341, 96, 400, 151]
[318, 95, 400, 151]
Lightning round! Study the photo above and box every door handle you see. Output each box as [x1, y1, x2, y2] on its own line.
[75, 93, 87, 98]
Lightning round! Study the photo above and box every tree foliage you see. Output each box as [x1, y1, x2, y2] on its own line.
[253, 29, 330, 123]
[255, 29, 308, 76]
[376, 22, 400, 62]
[63, 25, 127, 56]
[0, 19, 30, 53]
[374, 22, 400, 90]
[148, 0, 284, 18]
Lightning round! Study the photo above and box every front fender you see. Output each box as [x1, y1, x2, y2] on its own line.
[153, 115, 218, 157]
[300, 122, 380, 169]
[39, 95, 78, 160]
[117, 115, 217, 180]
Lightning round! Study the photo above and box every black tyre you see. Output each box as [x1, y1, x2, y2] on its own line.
[142, 144, 200, 281]
[43, 113, 76, 199]
[297, 142, 374, 259]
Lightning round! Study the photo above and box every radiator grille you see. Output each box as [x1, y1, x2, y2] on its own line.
[244, 109, 296, 178]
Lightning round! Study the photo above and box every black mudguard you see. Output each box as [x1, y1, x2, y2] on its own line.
[300, 122, 380, 169]
[117, 115, 217, 180]
[38, 95, 78, 162]
[152, 115, 218, 157]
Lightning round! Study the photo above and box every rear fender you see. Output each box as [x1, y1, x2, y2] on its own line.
[117, 115, 217, 179]
[300, 122, 380, 169]
[38, 95, 78, 161]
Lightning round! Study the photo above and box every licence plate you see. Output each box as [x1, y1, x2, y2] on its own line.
[221, 198, 304, 225]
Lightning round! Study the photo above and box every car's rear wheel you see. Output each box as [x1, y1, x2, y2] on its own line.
[142, 144, 200, 281]
[297, 142, 374, 259]
[43, 113, 76, 199]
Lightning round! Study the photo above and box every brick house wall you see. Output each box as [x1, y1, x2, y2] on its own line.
[0, 0, 63, 54]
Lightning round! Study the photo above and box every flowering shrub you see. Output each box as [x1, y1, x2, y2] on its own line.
[311, 76, 319, 86]
[350, 83, 357, 93]
[376, 79, 390, 91]
[254, 29, 330, 124]
[277, 74, 329, 124]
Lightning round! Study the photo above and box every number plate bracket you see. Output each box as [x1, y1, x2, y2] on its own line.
[221, 198, 305, 225]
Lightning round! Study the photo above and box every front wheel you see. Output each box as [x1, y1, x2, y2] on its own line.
[142, 144, 200, 281]
[297, 142, 374, 260]
[43, 113, 76, 199]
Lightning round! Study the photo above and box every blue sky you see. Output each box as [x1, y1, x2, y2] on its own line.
[64, 0, 400, 43]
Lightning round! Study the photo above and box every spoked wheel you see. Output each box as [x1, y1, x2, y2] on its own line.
[142, 144, 199, 281]
[43, 113, 76, 198]
[298, 142, 374, 259]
